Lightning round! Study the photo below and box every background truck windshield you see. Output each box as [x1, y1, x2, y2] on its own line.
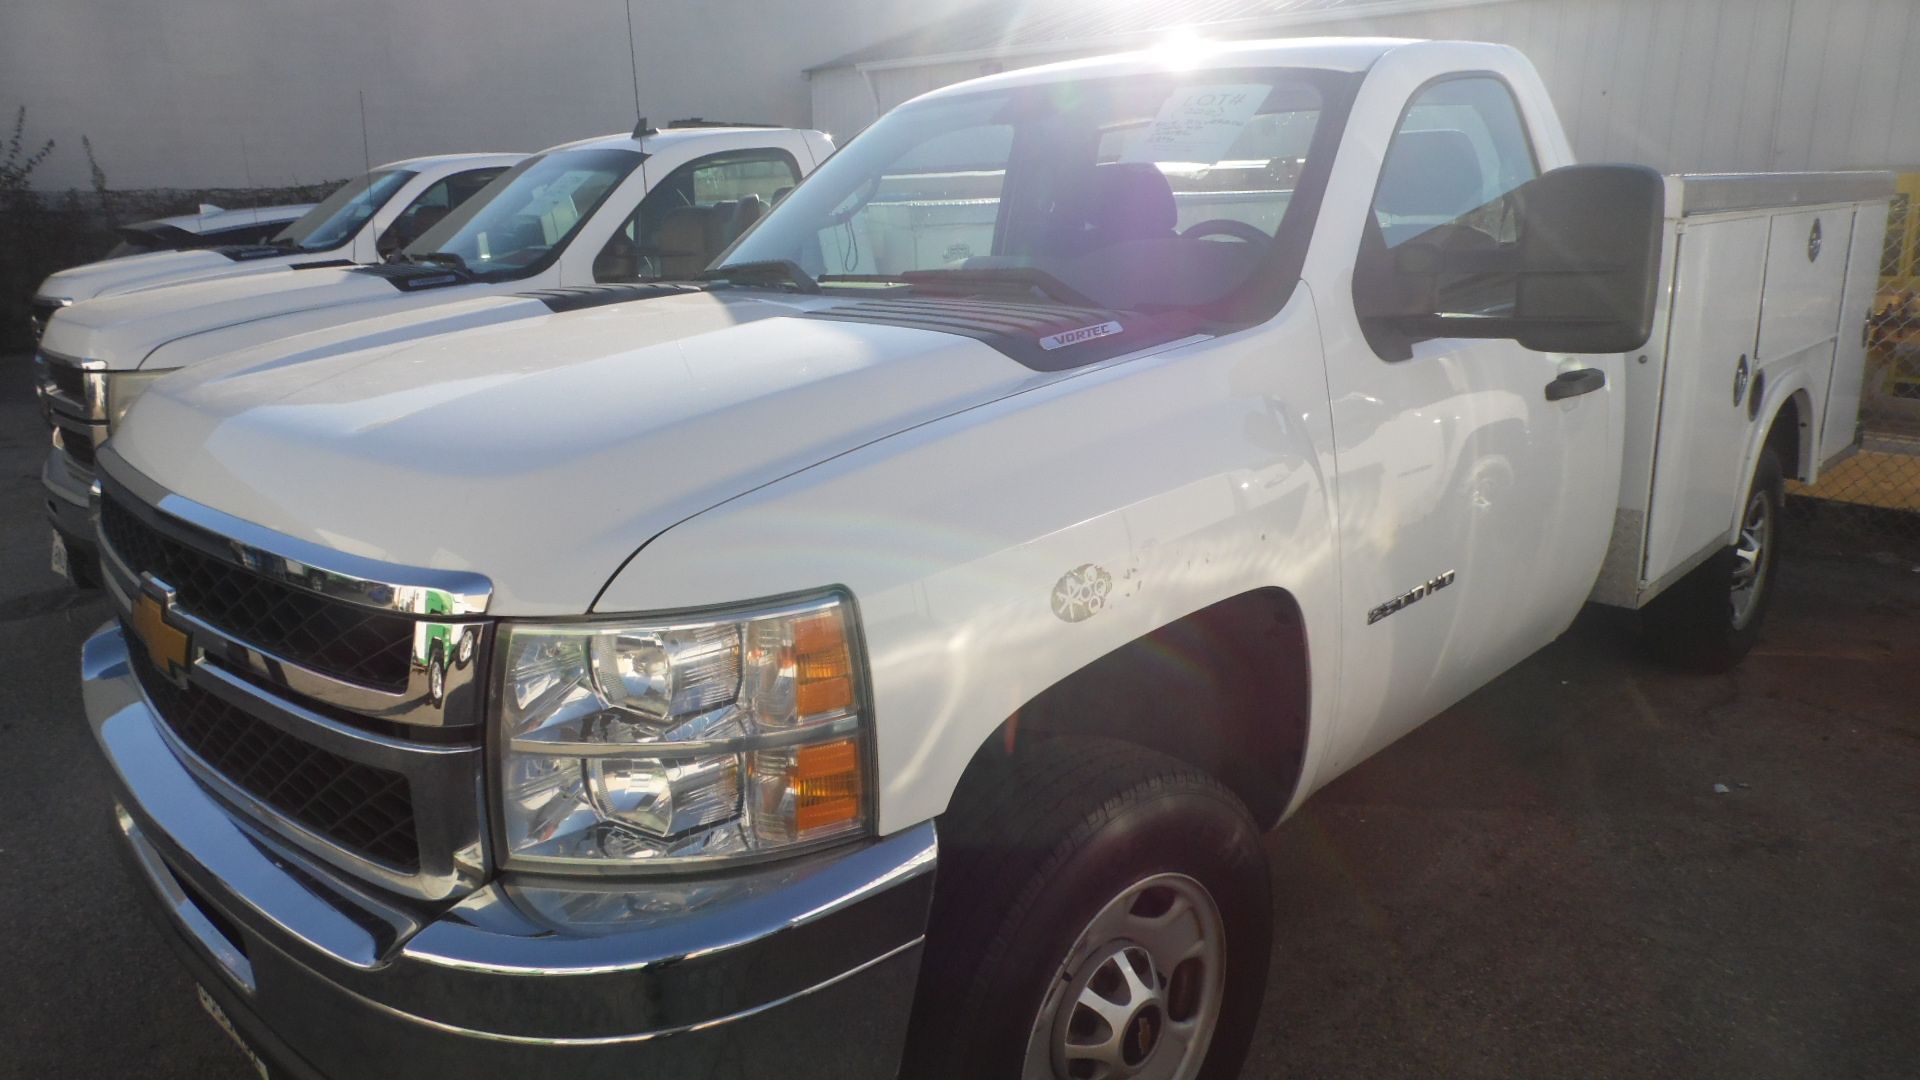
[406, 148, 642, 281]
[270, 169, 414, 252]
[724, 69, 1338, 312]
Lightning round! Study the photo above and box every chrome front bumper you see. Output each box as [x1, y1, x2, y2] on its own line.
[84, 623, 936, 1079]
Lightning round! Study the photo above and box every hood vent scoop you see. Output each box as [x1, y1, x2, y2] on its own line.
[515, 282, 708, 313]
[801, 297, 1201, 371]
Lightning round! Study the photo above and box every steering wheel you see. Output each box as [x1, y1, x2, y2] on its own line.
[1180, 219, 1273, 246]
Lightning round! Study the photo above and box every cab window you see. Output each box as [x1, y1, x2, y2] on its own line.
[594, 148, 802, 282]
[379, 167, 508, 257]
[1362, 76, 1539, 328]
[1372, 77, 1538, 250]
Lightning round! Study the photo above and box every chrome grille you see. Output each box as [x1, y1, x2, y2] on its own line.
[101, 495, 415, 691]
[47, 353, 86, 398]
[57, 426, 97, 467]
[97, 455, 493, 900]
[129, 641, 421, 871]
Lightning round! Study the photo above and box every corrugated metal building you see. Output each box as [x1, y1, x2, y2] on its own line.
[807, 0, 1920, 174]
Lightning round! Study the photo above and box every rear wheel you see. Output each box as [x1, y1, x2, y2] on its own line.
[1641, 447, 1784, 671]
[903, 738, 1271, 1080]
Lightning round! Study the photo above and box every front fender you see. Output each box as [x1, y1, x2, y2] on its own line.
[597, 294, 1344, 834]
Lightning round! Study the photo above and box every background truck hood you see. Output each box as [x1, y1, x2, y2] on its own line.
[37, 246, 320, 305]
[112, 290, 1057, 615]
[39, 266, 445, 369]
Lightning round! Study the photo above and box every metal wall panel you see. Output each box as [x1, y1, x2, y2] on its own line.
[809, 0, 1918, 173]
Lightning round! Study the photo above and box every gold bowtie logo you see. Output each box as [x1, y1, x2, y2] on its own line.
[133, 586, 191, 681]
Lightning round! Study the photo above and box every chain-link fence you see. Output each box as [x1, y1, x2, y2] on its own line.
[1788, 177, 1920, 552]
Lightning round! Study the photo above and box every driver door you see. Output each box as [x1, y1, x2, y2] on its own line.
[1327, 76, 1620, 763]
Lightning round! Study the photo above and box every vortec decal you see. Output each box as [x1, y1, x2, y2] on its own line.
[1366, 570, 1457, 625]
[1038, 320, 1123, 351]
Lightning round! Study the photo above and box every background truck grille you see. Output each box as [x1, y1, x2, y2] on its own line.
[57, 428, 97, 467]
[129, 642, 421, 871]
[46, 355, 87, 399]
[100, 496, 416, 691]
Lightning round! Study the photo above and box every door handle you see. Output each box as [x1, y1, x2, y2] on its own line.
[1544, 367, 1606, 401]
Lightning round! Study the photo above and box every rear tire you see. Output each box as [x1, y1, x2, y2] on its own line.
[1641, 447, 1784, 671]
[902, 738, 1271, 1080]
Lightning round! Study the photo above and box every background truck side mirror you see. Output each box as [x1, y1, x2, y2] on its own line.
[1355, 164, 1664, 355]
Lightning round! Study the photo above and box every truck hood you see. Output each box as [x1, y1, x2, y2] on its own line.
[112, 290, 1056, 615]
[39, 265, 440, 369]
[37, 247, 319, 305]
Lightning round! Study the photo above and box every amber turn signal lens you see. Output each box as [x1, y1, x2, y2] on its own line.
[792, 738, 863, 832]
[793, 610, 854, 716]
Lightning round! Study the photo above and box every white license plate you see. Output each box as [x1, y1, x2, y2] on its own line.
[196, 983, 271, 1080]
[50, 529, 68, 580]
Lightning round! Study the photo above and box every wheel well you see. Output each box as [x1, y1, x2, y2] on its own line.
[1766, 391, 1811, 480]
[955, 588, 1310, 829]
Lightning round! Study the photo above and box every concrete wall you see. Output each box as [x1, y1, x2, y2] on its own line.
[0, 0, 940, 191]
[811, 0, 1920, 175]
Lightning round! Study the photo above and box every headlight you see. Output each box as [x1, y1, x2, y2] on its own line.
[105, 370, 167, 432]
[495, 591, 869, 872]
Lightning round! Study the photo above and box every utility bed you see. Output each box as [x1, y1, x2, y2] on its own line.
[1593, 171, 1894, 608]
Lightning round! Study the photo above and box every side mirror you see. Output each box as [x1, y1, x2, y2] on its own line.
[1356, 163, 1665, 355]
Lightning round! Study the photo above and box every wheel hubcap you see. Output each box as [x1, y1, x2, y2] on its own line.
[1024, 874, 1225, 1080]
[1730, 488, 1773, 629]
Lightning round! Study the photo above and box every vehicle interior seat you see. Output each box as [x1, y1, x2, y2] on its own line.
[725, 194, 767, 244]
[1037, 161, 1179, 259]
[1374, 128, 1484, 247]
[652, 206, 723, 278]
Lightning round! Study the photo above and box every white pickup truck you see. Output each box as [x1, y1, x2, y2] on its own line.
[98, 202, 319, 259]
[39, 122, 831, 585]
[28, 153, 522, 336]
[79, 38, 1889, 1080]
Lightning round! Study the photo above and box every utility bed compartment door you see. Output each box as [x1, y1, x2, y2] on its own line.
[1643, 216, 1768, 583]
[1823, 201, 1889, 463]
[1759, 210, 1852, 362]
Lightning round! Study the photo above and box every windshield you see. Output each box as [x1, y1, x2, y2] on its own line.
[270, 169, 414, 252]
[405, 148, 642, 281]
[723, 69, 1341, 313]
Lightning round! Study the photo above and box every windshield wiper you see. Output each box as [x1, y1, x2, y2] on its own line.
[899, 267, 1099, 307]
[699, 259, 821, 294]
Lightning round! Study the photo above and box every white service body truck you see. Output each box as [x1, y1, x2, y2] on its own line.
[38, 124, 831, 584]
[78, 39, 1889, 1080]
[28, 153, 522, 335]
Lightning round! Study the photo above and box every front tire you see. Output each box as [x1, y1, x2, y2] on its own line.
[903, 738, 1271, 1080]
[1641, 447, 1784, 671]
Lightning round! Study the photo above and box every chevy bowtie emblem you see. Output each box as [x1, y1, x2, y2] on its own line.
[133, 579, 192, 685]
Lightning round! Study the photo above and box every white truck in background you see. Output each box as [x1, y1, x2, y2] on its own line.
[78, 39, 1888, 1080]
[28, 153, 522, 337]
[98, 202, 319, 259]
[38, 122, 830, 585]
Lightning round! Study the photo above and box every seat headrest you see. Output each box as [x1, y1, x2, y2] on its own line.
[1377, 129, 1485, 219]
[1085, 162, 1177, 239]
[727, 194, 766, 241]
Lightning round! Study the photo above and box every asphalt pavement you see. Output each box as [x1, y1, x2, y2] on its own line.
[1, 353, 1915, 1078]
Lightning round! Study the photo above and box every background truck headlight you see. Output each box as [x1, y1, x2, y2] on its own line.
[495, 592, 870, 870]
[103, 370, 167, 432]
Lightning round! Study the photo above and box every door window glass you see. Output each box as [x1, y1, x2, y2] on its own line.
[594, 148, 802, 282]
[1373, 77, 1538, 250]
